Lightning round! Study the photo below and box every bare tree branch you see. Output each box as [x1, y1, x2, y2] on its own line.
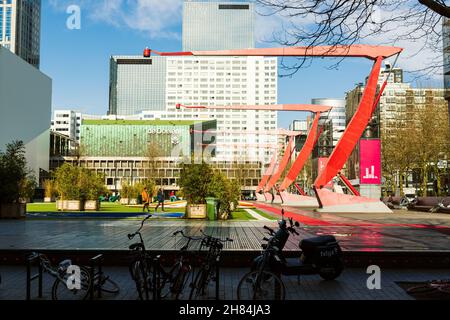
[418, 0, 450, 17]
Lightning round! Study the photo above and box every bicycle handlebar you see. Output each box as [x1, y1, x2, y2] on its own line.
[173, 230, 203, 241]
[199, 230, 234, 243]
[263, 225, 275, 234]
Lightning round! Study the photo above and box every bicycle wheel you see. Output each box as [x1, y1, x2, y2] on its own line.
[433, 280, 450, 294]
[159, 263, 180, 299]
[129, 260, 152, 300]
[237, 271, 285, 300]
[407, 283, 437, 295]
[52, 266, 91, 300]
[100, 277, 120, 294]
[189, 268, 210, 300]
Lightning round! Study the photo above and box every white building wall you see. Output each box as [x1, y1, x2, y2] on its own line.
[0, 46, 51, 178]
[163, 56, 278, 163]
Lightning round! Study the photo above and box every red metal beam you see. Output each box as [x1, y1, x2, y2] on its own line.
[338, 172, 361, 197]
[279, 112, 322, 192]
[256, 152, 278, 193]
[153, 45, 403, 61]
[264, 137, 295, 193]
[176, 103, 332, 113]
[191, 128, 304, 137]
[314, 57, 384, 188]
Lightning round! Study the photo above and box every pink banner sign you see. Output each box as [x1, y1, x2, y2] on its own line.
[359, 139, 381, 185]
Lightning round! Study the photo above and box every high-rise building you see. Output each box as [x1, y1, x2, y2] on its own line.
[109, 56, 167, 116]
[109, 0, 278, 164]
[0, 0, 41, 68]
[109, 54, 278, 163]
[183, 0, 255, 52]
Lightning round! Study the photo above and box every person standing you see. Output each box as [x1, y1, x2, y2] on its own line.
[155, 188, 165, 212]
[141, 187, 151, 213]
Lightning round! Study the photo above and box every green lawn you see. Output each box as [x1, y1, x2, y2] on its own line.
[229, 209, 256, 221]
[27, 202, 184, 213]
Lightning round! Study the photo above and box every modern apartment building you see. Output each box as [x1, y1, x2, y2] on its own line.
[0, 0, 41, 68]
[50, 110, 82, 145]
[182, 0, 255, 51]
[109, 54, 278, 163]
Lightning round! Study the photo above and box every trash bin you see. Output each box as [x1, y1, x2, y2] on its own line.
[206, 197, 219, 221]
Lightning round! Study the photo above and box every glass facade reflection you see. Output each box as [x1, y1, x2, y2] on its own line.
[183, 0, 255, 51]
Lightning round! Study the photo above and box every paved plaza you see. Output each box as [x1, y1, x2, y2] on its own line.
[0, 204, 450, 253]
[1, 265, 449, 300]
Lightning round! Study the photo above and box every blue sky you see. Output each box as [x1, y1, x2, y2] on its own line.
[40, 1, 440, 128]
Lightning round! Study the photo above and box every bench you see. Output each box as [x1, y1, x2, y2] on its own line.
[407, 197, 450, 213]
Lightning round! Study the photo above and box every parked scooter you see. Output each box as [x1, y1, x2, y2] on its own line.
[252, 209, 344, 281]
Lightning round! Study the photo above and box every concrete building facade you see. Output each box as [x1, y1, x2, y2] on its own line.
[50, 110, 82, 145]
[0, 46, 51, 181]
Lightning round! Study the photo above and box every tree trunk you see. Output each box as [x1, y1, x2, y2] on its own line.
[422, 164, 428, 197]
[399, 171, 404, 197]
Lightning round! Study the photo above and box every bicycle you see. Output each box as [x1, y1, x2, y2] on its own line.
[128, 214, 155, 300]
[158, 230, 203, 300]
[29, 252, 91, 300]
[189, 230, 233, 300]
[237, 245, 285, 300]
[407, 279, 450, 295]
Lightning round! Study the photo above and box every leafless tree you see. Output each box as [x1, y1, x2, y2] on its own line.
[257, 0, 449, 78]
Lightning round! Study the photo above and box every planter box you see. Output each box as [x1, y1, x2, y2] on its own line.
[0, 203, 26, 219]
[44, 197, 55, 203]
[186, 204, 207, 219]
[120, 198, 130, 205]
[57, 200, 84, 211]
[84, 200, 100, 211]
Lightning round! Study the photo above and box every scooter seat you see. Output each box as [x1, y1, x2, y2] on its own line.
[300, 236, 337, 250]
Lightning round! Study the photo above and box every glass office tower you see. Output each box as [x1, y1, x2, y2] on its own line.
[0, 0, 41, 68]
[183, 0, 255, 51]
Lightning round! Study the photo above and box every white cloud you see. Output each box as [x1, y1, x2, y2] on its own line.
[48, 0, 183, 39]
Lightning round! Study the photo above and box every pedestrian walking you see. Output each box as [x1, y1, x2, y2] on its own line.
[155, 188, 165, 212]
[142, 187, 151, 213]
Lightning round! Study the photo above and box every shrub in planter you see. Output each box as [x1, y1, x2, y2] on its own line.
[80, 170, 107, 211]
[43, 180, 57, 202]
[120, 181, 132, 205]
[208, 171, 241, 220]
[0, 141, 32, 219]
[55, 163, 107, 211]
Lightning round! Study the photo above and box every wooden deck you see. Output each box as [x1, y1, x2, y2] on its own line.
[0, 219, 309, 252]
